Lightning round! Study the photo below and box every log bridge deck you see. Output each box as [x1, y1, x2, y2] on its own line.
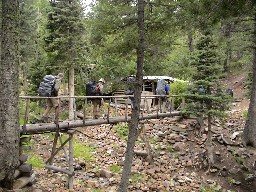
[18, 95, 184, 189]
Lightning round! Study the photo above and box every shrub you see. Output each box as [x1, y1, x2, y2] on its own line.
[114, 122, 129, 140]
[169, 81, 189, 107]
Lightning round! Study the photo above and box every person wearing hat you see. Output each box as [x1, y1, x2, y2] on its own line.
[40, 73, 64, 123]
[92, 78, 105, 119]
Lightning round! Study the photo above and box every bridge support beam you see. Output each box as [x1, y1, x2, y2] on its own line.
[44, 130, 75, 189]
[20, 111, 181, 135]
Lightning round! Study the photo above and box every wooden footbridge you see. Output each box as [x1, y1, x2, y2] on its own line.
[18, 94, 184, 189]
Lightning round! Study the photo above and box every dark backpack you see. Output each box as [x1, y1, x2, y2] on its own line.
[156, 79, 166, 95]
[86, 81, 100, 96]
[226, 88, 233, 97]
[38, 75, 56, 97]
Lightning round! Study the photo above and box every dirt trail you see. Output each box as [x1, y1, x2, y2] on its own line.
[222, 73, 249, 115]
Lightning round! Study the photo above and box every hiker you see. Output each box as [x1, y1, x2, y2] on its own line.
[39, 73, 64, 123]
[91, 78, 105, 119]
[226, 88, 234, 97]
[156, 79, 170, 112]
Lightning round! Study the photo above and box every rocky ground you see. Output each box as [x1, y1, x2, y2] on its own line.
[18, 73, 256, 192]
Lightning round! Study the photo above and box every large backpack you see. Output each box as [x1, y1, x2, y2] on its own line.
[156, 79, 166, 95]
[86, 81, 100, 96]
[38, 75, 56, 97]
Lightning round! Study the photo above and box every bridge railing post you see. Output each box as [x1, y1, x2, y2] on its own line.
[22, 98, 30, 132]
[83, 99, 86, 125]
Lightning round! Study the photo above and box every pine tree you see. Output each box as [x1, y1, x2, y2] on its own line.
[45, 0, 86, 119]
[185, 31, 230, 169]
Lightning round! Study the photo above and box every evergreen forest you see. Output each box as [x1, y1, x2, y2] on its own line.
[1, 0, 256, 191]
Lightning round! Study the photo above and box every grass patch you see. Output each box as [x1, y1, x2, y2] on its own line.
[173, 153, 179, 159]
[242, 110, 248, 119]
[59, 111, 69, 121]
[114, 122, 129, 140]
[27, 156, 44, 168]
[73, 141, 96, 162]
[43, 133, 96, 162]
[91, 188, 104, 192]
[129, 173, 145, 184]
[231, 149, 244, 166]
[149, 138, 157, 145]
[166, 146, 174, 152]
[199, 185, 219, 192]
[109, 164, 122, 173]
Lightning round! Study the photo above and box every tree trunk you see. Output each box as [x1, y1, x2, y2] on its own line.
[0, 0, 20, 189]
[118, 0, 145, 191]
[243, 9, 256, 147]
[187, 30, 194, 52]
[68, 63, 75, 120]
[207, 114, 214, 169]
[222, 23, 232, 72]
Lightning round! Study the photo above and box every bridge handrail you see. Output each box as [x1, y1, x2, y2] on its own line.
[19, 94, 185, 132]
[19, 94, 182, 99]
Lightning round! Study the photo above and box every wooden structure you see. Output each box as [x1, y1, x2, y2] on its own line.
[19, 94, 185, 189]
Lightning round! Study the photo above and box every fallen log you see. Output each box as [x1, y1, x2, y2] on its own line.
[45, 165, 74, 176]
[75, 112, 90, 119]
[134, 150, 148, 157]
[20, 111, 181, 134]
[13, 173, 35, 189]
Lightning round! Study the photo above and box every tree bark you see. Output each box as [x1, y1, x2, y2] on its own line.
[118, 0, 145, 191]
[243, 8, 256, 147]
[69, 63, 75, 120]
[0, 0, 20, 189]
[222, 23, 232, 72]
[188, 30, 194, 52]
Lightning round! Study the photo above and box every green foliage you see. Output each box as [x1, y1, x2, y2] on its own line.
[19, 100, 41, 125]
[227, 177, 236, 185]
[184, 33, 230, 120]
[231, 149, 244, 165]
[109, 164, 122, 173]
[170, 81, 189, 95]
[73, 141, 95, 162]
[169, 81, 189, 107]
[199, 185, 219, 192]
[91, 188, 104, 192]
[44, 0, 87, 82]
[114, 122, 129, 140]
[166, 146, 174, 153]
[19, 0, 52, 95]
[242, 110, 248, 120]
[129, 173, 145, 184]
[59, 111, 69, 121]
[27, 156, 44, 168]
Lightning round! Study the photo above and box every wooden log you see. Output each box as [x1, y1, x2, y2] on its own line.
[75, 112, 90, 119]
[45, 165, 74, 176]
[13, 173, 36, 189]
[20, 111, 181, 134]
[68, 132, 74, 189]
[134, 150, 148, 157]
[20, 136, 31, 143]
